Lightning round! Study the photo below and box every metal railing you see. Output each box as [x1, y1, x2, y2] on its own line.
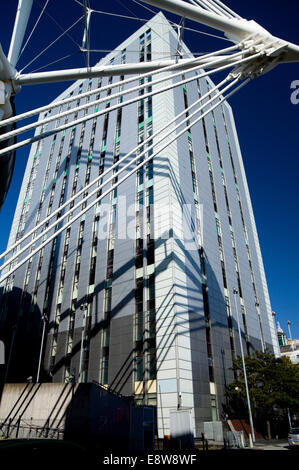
[0, 418, 64, 440]
[225, 430, 244, 448]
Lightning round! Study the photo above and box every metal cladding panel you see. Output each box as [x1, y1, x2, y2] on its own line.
[172, 80, 210, 370]
[110, 72, 138, 321]
[223, 103, 277, 351]
[108, 315, 134, 395]
[93, 235, 107, 321]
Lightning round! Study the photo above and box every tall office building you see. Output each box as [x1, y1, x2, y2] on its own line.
[0, 13, 279, 437]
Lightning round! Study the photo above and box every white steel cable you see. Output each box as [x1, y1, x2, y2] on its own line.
[1, 77, 230, 269]
[0, 69, 233, 263]
[0, 50, 244, 143]
[75, 7, 147, 22]
[2, 80, 229, 275]
[0, 77, 248, 283]
[34, 0, 82, 48]
[190, 0, 224, 17]
[116, 0, 140, 19]
[189, 0, 208, 10]
[17, 0, 50, 63]
[213, 0, 242, 20]
[131, 0, 158, 16]
[0, 50, 251, 153]
[3, 77, 249, 283]
[13, 53, 240, 135]
[81, 6, 233, 42]
[197, 0, 234, 18]
[189, 0, 201, 6]
[0, 43, 240, 128]
[19, 15, 84, 73]
[3, 48, 260, 153]
[178, 24, 232, 41]
[139, 0, 253, 41]
[129, 0, 188, 55]
[0, 50, 260, 157]
[82, 0, 91, 70]
[30, 52, 82, 73]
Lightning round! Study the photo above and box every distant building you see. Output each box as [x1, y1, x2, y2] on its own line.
[0, 13, 279, 438]
[280, 344, 299, 365]
[277, 322, 287, 347]
[277, 322, 299, 364]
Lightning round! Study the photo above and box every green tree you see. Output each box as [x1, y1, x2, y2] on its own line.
[225, 350, 299, 438]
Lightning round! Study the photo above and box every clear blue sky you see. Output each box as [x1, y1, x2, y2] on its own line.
[0, 1, 298, 339]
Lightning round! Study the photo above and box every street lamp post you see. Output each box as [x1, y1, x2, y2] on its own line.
[255, 302, 265, 353]
[287, 321, 294, 351]
[3, 324, 17, 385]
[78, 303, 88, 383]
[233, 288, 256, 444]
[37, 313, 47, 383]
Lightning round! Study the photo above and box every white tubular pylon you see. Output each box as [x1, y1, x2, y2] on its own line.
[15, 54, 240, 85]
[0, 0, 32, 121]
[8, 0, 34, 67]
[0, 45, 18, 120]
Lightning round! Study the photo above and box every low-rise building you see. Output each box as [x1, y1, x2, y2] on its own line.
[277, 323, 299, 364]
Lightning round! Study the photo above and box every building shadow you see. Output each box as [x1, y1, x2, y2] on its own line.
[0, 381, 155, 451]
[0, 287, 51, 401]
